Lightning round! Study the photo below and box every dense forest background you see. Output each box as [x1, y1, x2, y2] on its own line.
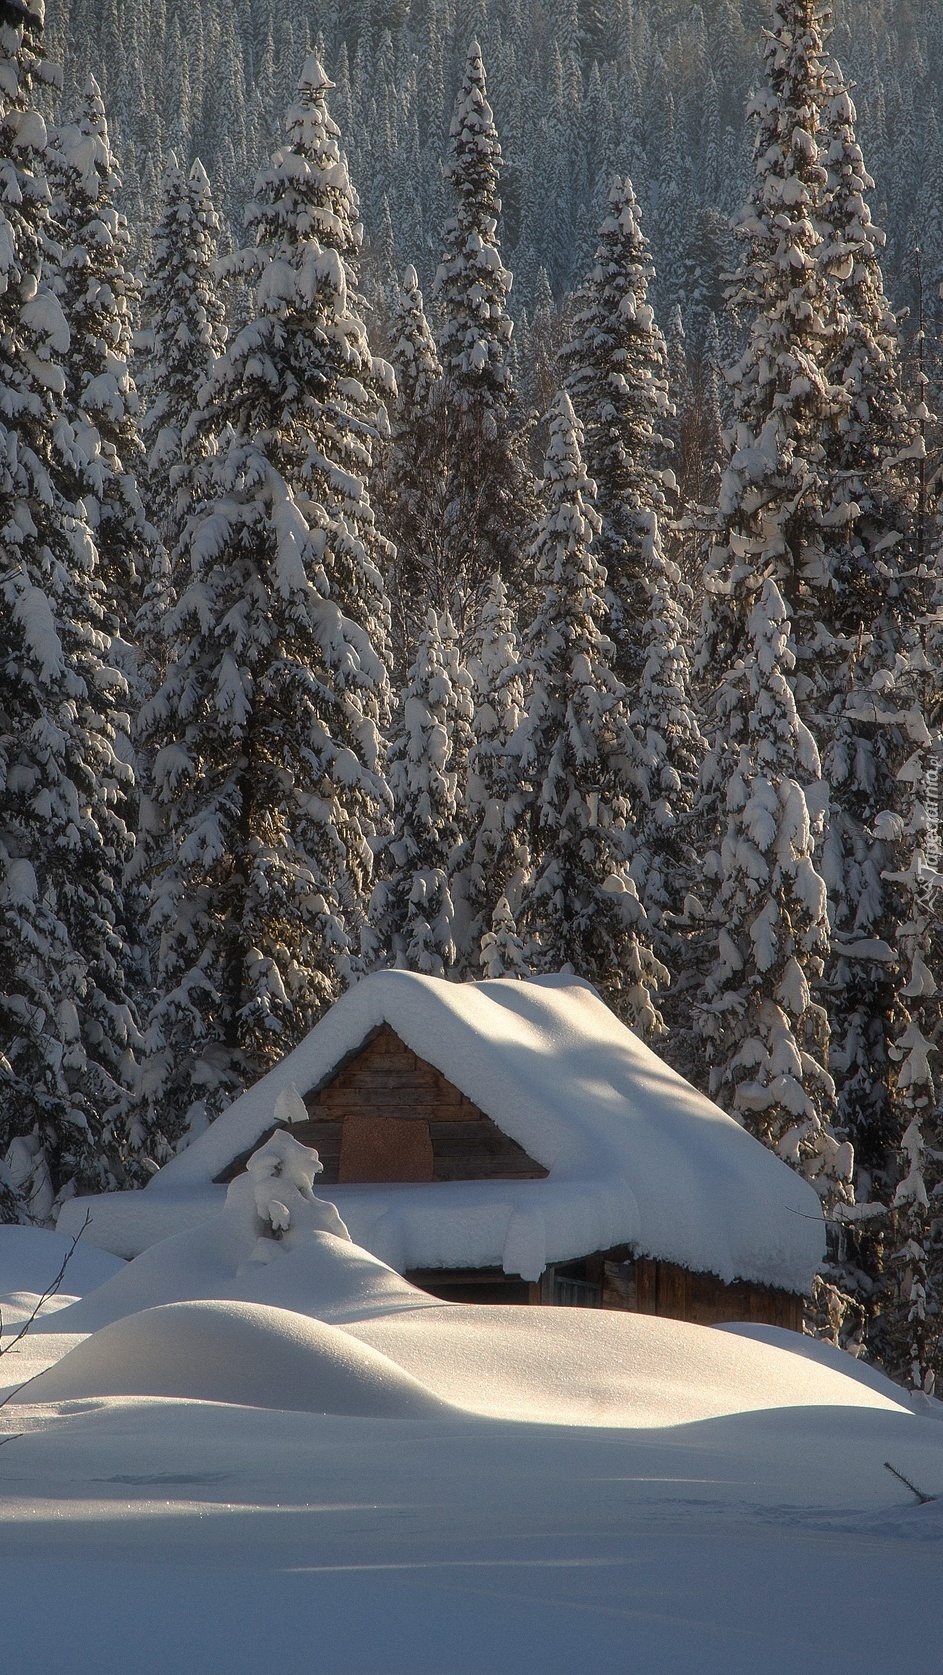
[0, 0, 939, 1387]
[42, 0, 943, 345]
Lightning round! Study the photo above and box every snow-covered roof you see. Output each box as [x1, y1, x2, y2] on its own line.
[62, 973, 825, 1292]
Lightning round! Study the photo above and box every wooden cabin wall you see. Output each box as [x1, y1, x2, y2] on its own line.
[611, 1254, 803, 1331]
[394, 1250, 804, 1332]
[551, 1250, 803, 1331]
[216, 1024, 548, 1186]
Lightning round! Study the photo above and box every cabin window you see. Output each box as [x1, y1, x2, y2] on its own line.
[552, 1256, 604, 1307]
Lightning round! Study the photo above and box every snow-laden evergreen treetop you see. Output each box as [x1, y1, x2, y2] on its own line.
[563, 175, 674, 691]
[48, 73, 154, 644]
[136, 54, 393, 1148]
[698, 1, 842, 684]
[427, 41, 533, 622]
[434, 40, 512, 422]
[137, 155, 227, 562]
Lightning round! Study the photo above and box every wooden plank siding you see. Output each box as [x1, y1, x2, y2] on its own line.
[393, 1249, 803, 1330]
[550, 1249, 802, 1330]
[631, 1256, 804, 1331]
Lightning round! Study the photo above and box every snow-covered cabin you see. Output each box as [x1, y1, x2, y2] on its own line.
[60, 973, 825, 1326]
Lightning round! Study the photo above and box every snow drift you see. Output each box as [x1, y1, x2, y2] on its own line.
[22, 1148, 907, 1432]
[19, 1297, 455, 1418]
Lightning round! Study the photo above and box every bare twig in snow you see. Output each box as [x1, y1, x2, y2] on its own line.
[883, 1461, 939, 1505]
[0, 1210, 91, 1411]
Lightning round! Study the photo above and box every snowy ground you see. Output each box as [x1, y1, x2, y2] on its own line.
[2, 1213, 942, 1675]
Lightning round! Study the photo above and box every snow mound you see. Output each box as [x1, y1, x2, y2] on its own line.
[19, 1299, 455, 1419]
[348, 1305, 912, 1428]
[0, 1226, 125, 1309]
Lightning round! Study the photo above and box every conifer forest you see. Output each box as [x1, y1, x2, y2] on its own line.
[2, 0, 943, 1395]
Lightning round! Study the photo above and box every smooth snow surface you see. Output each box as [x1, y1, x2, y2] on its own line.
[2, 1225, 942, 1674]
[59, 971, 825, 1292]
[344, 1305, 909, 1426]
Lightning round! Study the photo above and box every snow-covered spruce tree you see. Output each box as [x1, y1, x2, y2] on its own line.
[516, 265, 562, 423]
[47, 74, 155, 644]
[512, 394, 666, 1034]
[866, 575, 943, 1389]
[0, 2, 144, 1216]
[675, 313, 726, 547]
[886, 915, 942, 1390]
[48, 73, 156, 986]
[560, 178, 703, 981]
[697, 1, 942, 1351]
[694, 1, 838, 1077]
[377, 263, 443, 671]
[430, 41, 533, 624]
[664, 303, 688, 467]
[138, 56, 393, 1144]
[137, 155, 226, 560]
[701, 578, 851, 1207]
[812, 54, 925, 1193]
[370, 609, 472, 977]
[561, 176, 674, 690]
[435, 43, 511, 420]
[130, 158, 228, 941]
[463, 572, 527, 972]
